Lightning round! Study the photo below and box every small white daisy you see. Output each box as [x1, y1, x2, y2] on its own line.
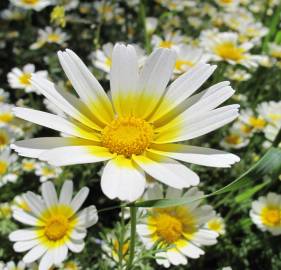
[0, 148, 18, 188]
[0, 126, 18, 150]
[250, 192, 281, 235]
[9, 180, 98, 270]
[7, 64, 48, 94]
[0, 104, 14, 127]
[240, 109, 267, 132]
[22, 159, 37, 172]
[152, 31, 184, 50]
[137, 186, 219, 267]
[205, 213, 226, 235]
[35, 162, 62, 182]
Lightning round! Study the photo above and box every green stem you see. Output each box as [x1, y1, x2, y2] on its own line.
[126, 206, 137, 270]
[139, 0, 151, 53]
[118, 208, 125, 269]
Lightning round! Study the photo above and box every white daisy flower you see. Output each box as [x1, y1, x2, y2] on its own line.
[238, 22, 268, 44]
[137, 186, 219, 267]
[12, 44, 239, 202]
[0, 126, 18, 150]
[94, 2, 123, 22]
[173, 44, 209, 74]
[35, 162, 62, 182]
[201, 32, 260, 68]
[0, 104, 14, 127]
[240, 109, 267, 131]
[257, 101, 281, 127]
[250, 192, 281, 235]
[152, 31, 184, 50]
[7, 64, 48, 94]
[0, 148, 18, 188]
[222, 8, 253, 31]
[9, 181, 98, 270]
[205, 213, 226, 235]
[263, 125, 281, 147]
[9, 0, 53, 11]
[30, 27, 69, 50]
[225, 67, 251, 81]
[3, 260, 26, 270]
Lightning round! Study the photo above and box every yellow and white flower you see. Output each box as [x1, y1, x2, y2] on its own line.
[7, 64, 48, 94]
[238, 22, 268, 44]
[205, 213, 226, 235]
[35, 162, 62, 182]
[10, 0, 53, 11]
[0, 148, 18, 188]
[240, 109, 267, 132]
[137, 186, 219, 267]
[152, 32, 184, 50]
[12, 44, 239, 202]
[250, 192, 281, 235]
[173, 45, 209, 74]
[225, 67, 251, 82]
[30, 27, 69, 50]
[257, 101, 281, 127]
[60, 260, 80, 270]
[22, 159, 37, 172]
[0, 127, 17, 150]
[0, 104, 14, 127]
[215, 0, 240, 9]
[201, 32, 259, 68]
[9, 180, 98, 270]
[3, 260, 26, 270]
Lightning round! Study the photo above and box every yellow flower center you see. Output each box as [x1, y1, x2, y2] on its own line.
[105, 57, 112, 67]
[45, 215, 69, 241]
[175, 59, 194, 71]
[225, 134, 242, 145]
[154, 213, 183, 243]
[23, 161, 35, 171]
[214, 42, 245, 61]
[0, 132, 8, 147]
[208, 219, 223, 233]
[0, 161, 8, 175]
[240, 124, 253, 134]
[64, 261, 79, 270]
[159, 40, 174, 48]
[19, 73, 32, 85]
[0, 113, 13, 124]
[41, 167, 55, 176]
[21, 0, 39, 5]
[101, 117, 153, 158]
[261, 207, 281, 227]
[48, 33, 60, 42]
[249, 117, 266, 129]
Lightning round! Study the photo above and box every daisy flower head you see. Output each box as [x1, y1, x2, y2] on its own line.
[201, 32, 259, 68]
[0, 148, 18, 188]
[240, 109, 267, 132]
[12, 44, 239, 202]
[152, 31, 184, 50]
[137, 186, 219, 267]
[9, 180, 98, 270]
[7, 64, 48, 94]
[35, 162, 62, 182]
[0, 104, 14, 127]
[250, 192, 281, 235]
[30, 27, 69, 50]
[205, 213, 226, 235]
[10, 0, 53, 11]
[173, 44, 209, 74]
[257, 101, 281, 127]
[0, 126, 18, 150]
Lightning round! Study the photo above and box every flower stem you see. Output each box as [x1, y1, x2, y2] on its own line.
[118, 207, 125, 269]
[126, 206, 137, 270]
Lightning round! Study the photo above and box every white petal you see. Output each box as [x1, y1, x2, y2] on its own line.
[149, 144, 240, 167]
[133, 152, 199, 189]
[151, 64, 217, 122]
[53, 245, 68, 265]
[13, 210, 39, 226]
[11, 137, 91, 159]
[70, 187, 89, 213]
[57, 49, 114, 124]
[110, 44, 139, 116]
[59, 180, 73, 205]
[165, 187, 182, 199]
[23, 245, 47, 264]
[39, 146, 114, 166]
[192, 229, 218, 246]
[38, 250, 54, 270]
[101, 156, 146, 202]
[136, 48, 176, 118]
[13, 239, 40, 252]
[77, 205, 98, 228]
[136, 224, 155, 236]
[178, 242, 204, 259]
[70, 228, 87, 240]
[166, 249, 187, 265]
[42, 181, 58, 208]
[66, 240, 85, 253]
[9, 229, 38, 241]
[24, 192, 47, 217]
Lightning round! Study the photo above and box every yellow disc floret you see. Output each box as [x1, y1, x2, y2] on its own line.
[18, 73, 32, 85]
[101, 116, 153, 157]
[21, 0, 39, 4]
[261, 207, 281, 227]
[214, 42, 245, 62]
[45, 215, 69, 241]
[154, 213, 183, 243]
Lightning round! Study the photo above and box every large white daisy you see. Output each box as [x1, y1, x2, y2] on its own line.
[11, 44, 240, 202]
[9, 180, 98, 270]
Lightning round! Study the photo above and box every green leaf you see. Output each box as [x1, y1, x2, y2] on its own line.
[234, 180, 270, 203]
[130, 147, 281, 208]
